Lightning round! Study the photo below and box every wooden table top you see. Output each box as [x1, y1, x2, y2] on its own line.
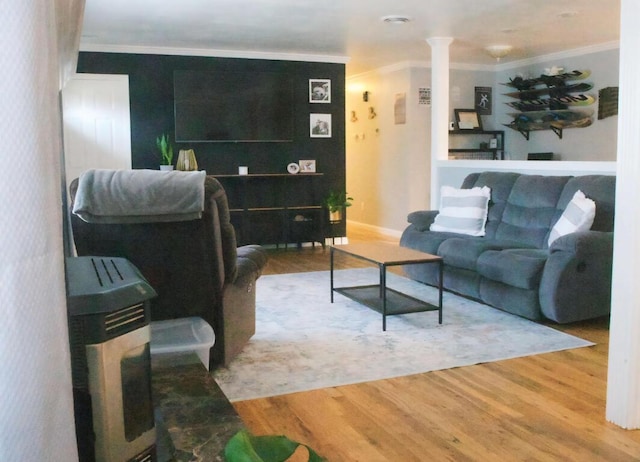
[331, 242, 441, 266]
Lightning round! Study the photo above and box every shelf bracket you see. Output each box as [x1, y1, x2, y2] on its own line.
[517, 128, 530, 140]
[550, 125, 564, 139]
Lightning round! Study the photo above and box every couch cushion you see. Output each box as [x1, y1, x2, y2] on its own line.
[430, 186, 491, 236]
[438, 238, 525, 271]
[477, 248, 549, 290]
[400, 227, 463, 255]
[495, 175, 570, 248]
[547, 190, 595, 246]
[462, 171, 520, 239]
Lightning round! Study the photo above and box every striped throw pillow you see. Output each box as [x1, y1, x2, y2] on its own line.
[548, 190, 596, 247]
[430, 186, 491, 236]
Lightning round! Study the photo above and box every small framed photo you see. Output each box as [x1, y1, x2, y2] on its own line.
[299, 159, 316, 173]
[310, 113, 332, 138]
[475, 86, 492, 115]
[309, 79, 331, 103]
[454, 109, 483, 130]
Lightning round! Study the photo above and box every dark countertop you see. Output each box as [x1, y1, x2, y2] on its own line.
[152, 353, 245, 461]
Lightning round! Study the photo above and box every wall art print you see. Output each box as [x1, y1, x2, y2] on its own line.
[309, 79, 331, 103]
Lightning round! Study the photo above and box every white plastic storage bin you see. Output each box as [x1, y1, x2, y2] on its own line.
[150, 317, 215, 370]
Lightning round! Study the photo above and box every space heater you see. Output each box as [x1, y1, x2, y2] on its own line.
[66, 256, 158, 462]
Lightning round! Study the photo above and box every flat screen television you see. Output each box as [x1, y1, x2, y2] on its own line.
[174, 70, 294, 142]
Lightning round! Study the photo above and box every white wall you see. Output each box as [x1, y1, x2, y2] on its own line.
[449, 68, 496, 129]
[0, 1, 82, 460]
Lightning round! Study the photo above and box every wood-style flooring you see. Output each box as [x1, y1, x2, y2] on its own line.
[233, 223, 640, 461]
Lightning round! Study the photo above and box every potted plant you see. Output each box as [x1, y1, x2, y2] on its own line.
[324, 190, 353, 222]
[156, 133, 174, 170]
[224, 430, 325, 462]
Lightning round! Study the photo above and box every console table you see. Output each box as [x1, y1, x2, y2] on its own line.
[212, 173, 326, 247]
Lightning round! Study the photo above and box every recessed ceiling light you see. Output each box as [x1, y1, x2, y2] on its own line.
[381, 15, 411, 24]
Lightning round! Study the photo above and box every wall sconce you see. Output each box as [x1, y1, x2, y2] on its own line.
[363, 91, 370, 102]
[485, 45, 513, 62]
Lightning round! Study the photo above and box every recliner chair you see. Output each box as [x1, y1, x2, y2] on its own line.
[69, 171, 267, 368]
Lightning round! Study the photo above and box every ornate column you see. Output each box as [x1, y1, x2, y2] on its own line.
[427, 37, 453, 209]
[606, 0, 640, 429]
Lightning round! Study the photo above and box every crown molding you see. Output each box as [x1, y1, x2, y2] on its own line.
[79, 43, 350, 64]
[347, 41, 620, 79]
[495, 41, 620, 72]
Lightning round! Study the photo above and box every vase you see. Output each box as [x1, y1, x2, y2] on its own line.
[159, 165, 174, 171]
[329, 209, 343, 222]
[176, 149, 198, 171]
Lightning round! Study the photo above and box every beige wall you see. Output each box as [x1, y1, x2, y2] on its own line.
[346, 66, 431, 235]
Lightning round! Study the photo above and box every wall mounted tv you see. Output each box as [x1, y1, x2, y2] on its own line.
[174, 70, 294, 143]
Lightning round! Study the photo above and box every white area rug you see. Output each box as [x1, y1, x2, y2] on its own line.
[213, 268, 593, 402]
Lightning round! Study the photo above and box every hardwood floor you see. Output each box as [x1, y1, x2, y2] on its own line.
[233, 224, 640, 461]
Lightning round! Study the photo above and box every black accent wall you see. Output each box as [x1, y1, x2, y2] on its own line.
[76, 52, 346, 195]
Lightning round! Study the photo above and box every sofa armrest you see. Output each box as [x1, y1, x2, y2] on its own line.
[549, 230, 613, 256]
[407, 210, 439, 232]
[540, 231, 613, 323]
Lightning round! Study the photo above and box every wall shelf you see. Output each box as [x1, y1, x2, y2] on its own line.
[448, 130, 505, 160]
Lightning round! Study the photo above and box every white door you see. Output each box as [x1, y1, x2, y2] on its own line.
[62, 74, 132, 191]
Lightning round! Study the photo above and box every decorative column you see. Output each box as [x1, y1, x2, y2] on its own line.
[606, 0, 640, 429]
[427, 37, 453, 209]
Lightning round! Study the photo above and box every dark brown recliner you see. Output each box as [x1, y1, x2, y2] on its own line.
[69, 173, 267, 368]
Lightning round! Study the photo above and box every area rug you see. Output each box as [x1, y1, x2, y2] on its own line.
[213, 268, 593, 402]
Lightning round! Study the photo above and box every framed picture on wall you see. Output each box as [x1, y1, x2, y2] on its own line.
[309, 79, 331, 103]
[454, 109, 483, 130]
[299, 159, 316, 173]
[310, 113, 332, 138]
[475, 86, 492, 115]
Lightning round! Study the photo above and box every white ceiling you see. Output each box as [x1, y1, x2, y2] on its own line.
[80, 0, 620, 76]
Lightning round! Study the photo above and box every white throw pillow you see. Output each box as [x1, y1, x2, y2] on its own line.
[430, 186, 491, 236]
[548, 190, 596, 246]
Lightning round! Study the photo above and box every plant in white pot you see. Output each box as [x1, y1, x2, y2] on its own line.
[324, 190, 353, 223]
[156, 133, 174, 170]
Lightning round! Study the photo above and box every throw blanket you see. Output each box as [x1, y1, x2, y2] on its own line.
[72, 169, 206, 224]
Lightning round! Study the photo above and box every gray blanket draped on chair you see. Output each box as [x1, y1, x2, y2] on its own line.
[72, 169, 206, 223]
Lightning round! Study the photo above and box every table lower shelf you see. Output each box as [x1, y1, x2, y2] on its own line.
[334, 284, 440, 317]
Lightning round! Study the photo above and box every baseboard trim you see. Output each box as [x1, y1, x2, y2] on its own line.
[347, 220, 403, 239]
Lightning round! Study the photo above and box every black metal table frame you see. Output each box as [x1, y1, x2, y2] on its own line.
[330, 246, 443, 331]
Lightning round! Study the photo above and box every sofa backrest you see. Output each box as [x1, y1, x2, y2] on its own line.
[496, 175, 572, 248]
[462, 172, 616, 249]
[552, 175, 616, 233]
[462, 171, 520, 239]
[69, 176, 236, 321]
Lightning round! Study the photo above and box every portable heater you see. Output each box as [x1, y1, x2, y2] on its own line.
[66, 256, 157, 462]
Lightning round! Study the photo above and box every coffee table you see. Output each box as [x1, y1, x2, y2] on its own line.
[330, 242, 443, 330]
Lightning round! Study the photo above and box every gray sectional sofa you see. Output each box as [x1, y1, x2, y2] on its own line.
[400, 171, 615, 323]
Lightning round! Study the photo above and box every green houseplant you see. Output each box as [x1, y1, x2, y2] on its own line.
[224, 430, 326, 462]
[324, 190, 353, 222]
[156, 133, 174, 170]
